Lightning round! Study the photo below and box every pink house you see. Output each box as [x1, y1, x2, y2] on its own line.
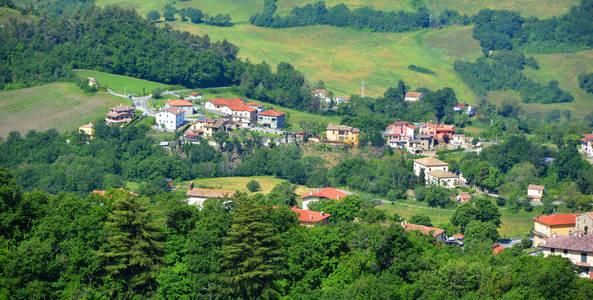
[385, 121, 416, 148]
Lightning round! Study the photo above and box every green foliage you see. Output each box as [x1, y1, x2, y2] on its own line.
[99, 191, 165, 297]
[408, 213, 432, 226]
[246, 179, 261, 192]
[451, 197, 501, 232]
[146, 10, 160, 21]
[579, 72, 593, 94]
[220, 197, 282, 298]
[407, 64, 435, 75]
[464, 220, 499, 245]
[425, 185, 453, 208]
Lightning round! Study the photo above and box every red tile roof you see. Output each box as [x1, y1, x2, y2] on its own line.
[540, 235, 593, 252]
[166, 99, 193, 107]
[405, 92, 423, 98]
[165, 108, 184, 115]
[452, 233, 464, 239]
[436, 125, 456, 132]
[455, 103, 468, 108]
[259, 109, 286, 117]
[528, 184, 545, 191]
[403, 223, 445, 237]
[208, 98, 255, 112]
[532, 213, 579, 226]
[314, 89, 328, 96]
[186, 188, 236, 198]
[493, 245, 505, 255]
[300, 187, 349, 200]
[582, 133, 593, 142]
[189, 92, 200, 96]
[387, 121, 416, 129]
[291, 207, 331, 223]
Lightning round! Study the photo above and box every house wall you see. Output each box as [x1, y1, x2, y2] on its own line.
[301, 196, 320, 210]
[187, 196, 207, 207]
[156, 112, 184, 131]
[326, 130, 359, 146]
[533, 223, 576, 247]
[576, 214, 593, 234]
[413, 162, 448, 178]
[528, 189, 544, 198]
[427, 176, 458, 188]
[257, 114, 285, 129]
[542, 248, 592, 278]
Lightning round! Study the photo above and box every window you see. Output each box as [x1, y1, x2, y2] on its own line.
[564, 250, 568, 254]
[551, 248, 555, 254]
[582, 252, 588, 263]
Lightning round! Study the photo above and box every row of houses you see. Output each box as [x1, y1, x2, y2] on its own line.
[532, 212, 593, 278]
[204, 98, 287, 129]
[384, 121, 464, 154]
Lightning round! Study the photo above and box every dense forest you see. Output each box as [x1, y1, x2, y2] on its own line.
[454, 51, 574, 104]
[249, 0, 468, 32]
[472, 0, 593, 53]
[1, 168, 593, 298]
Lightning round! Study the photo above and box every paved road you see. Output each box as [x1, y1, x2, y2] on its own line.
[107, 89, 154, 116]
[195, 105, 228, 116]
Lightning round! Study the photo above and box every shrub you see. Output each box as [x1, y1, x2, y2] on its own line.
[247, 180, 261, 192]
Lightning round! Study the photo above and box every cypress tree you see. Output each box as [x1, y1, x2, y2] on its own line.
[99, 191, 165, 297]
[220, 197, 283, 298]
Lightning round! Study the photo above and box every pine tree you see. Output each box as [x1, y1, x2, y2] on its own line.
[99, 191, 165, 297]
[220, 197, 283, 298]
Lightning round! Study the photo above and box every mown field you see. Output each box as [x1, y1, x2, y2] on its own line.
[378, 200, 536, 238]
[0, 83, 125, 137]
[74, 69, 180, 96]
[179, 176, 310, 196]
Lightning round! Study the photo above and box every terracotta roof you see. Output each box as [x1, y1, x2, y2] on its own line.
[111, 104, 135, 112]
[436, 125, 456, 132]
[493, 245, 505, 255]
[582, 133, 593, 142]
[291, 207, 331, 223]
[405, 92, 423, 98]
[458, 192, 471, 200]
[92, 188, 139, 197]
[166, 99, 193, 107]
[427, 170, 458, 179]
[455, 103, 468, 107]
[387, 121, 416, 129]
[528, 184, 545, 191]
[326, 124, 360, 133]
[540, 235, 593, 252]
[258, 109, 286, 117]
[245, 102, 262, 106]
[210, 98, 256, 112]
[314, 89, 328, 95]
[300, 187, 350, 200]
[189, 92, 200, 96]
[186, 188, 236, 198]
[452, 233, 464, 239]
[414, 156, 448, 167]
[164, 108, 184, 115]
[532, 213, 579, 226]
[403, 223, 445, 237]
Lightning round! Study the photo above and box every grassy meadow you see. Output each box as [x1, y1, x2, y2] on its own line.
[179, 176, 310, 196]
[74, 69, 180, 96]
[0, 82, 125, 137]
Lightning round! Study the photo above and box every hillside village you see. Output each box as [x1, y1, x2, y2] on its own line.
[2, 0, 593, 298]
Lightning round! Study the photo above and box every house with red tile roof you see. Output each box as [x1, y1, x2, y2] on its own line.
[205, 98, 257, 128]
[105, 104, 135, 126]
[581, 133, 593, 158]
[245, 102, 265, 113]
[457, 192, 472, 203]
[166, 99, 194, 115]
[188, 92, 202, 100]
[314, 89, 330, 102]
[291, 206, 331, 226]
[300, 187, 351, 210]
[540, 234, 593, 278]
[405, 92, 424, 102]
[186, 187, 236, 207]
[402, 223, 446, 242]
[385, 121, 416, 148]
[413, 157, 449, 180]
[533, 213, 580, 247]
[493, 243, 505, 255]
[257, 110, 286, 129]
[418, 123, 456, 141]
[527, 184, 545, 203]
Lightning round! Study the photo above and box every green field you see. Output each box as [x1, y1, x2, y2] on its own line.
[0, 83, 126, 137]
[180, 176, 310, 196]
[378, 200, 536, 238]
[0, 7, 33, 25]
[74, 69, 180, 96]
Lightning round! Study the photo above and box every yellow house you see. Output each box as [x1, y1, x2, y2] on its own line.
[326, 124, 360, 146]
[532, 213, 579, 247]
[79, 122, 94, 139]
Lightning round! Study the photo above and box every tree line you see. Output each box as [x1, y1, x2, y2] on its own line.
[1, 169, 593, 298]
[249, 0, 469, 32]
[147, 4, 233, 27]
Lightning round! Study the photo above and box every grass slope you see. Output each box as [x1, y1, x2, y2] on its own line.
[180, 176, 310, 196]
[0, 7, 33, 25]
[74, 69, 180, 96]
[0, 82, 125, 137]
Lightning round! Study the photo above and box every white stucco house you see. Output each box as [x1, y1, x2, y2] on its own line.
[156, 108, 185, 131]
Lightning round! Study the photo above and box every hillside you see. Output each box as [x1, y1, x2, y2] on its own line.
[0, 83, 125, 137]
[93, 0, 592, 114]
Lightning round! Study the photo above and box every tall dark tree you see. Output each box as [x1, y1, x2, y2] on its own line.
[100, 191, 165, 298]
[220, 197, 283, 298]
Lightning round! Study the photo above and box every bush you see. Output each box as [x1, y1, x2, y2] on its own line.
[246, 180, 261, 192]
[520, 238, 533, 249]
[147, 10, 160, 21]
[408, 65, 435, 75]
[408, 213, 433, 226]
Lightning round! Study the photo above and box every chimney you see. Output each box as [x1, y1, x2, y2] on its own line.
[310, 215, 313, 220]
[189, 182, 194, 190]
[321, 212, 325, 216]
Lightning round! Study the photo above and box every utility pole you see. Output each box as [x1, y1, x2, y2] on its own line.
[361, 80, 365, 98]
